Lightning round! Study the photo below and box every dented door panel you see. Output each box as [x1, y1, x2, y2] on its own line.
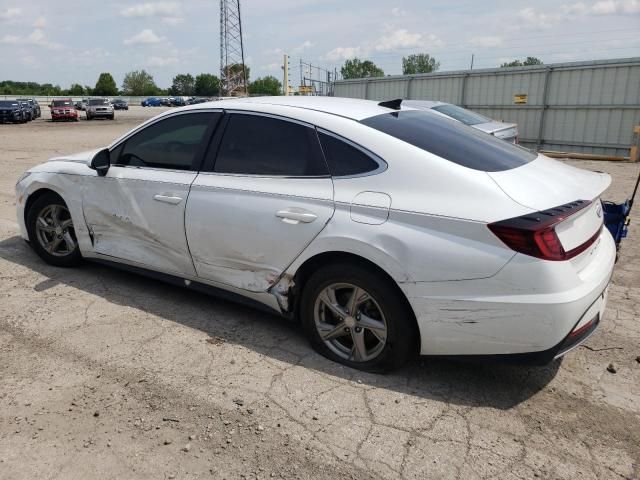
[186, 174, 334, 292]
[82, 167, 197, 276]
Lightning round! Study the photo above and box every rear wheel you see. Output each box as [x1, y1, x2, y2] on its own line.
[301, 263, 417, 372]
[26, 193, 82, 267]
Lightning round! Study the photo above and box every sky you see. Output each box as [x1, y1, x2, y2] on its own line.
[0, 0, 639, 90]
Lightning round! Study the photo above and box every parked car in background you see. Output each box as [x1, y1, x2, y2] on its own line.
[0, 100, 26, 123]
[111, 99, 129, 110]
[189, 97, 211, 105]
[50, 98, 78, 122]
[170, 97, 188, 106]
[17, 98, 41, 118]
[86, 98, 114, 120]
[141, 97, 162, 107]
[17, 101, 32, 121]
[403, 100, 519, 144]
[15, 96, 614, 372]
[160, 98, 171, 107]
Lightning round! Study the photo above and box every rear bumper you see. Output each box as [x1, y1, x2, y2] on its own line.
[401, 229, 616, 357]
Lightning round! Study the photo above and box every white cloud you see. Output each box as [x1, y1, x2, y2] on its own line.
[1, 29, 60, 49]
[0, 34, 20, 44]
[324, 46, 365, 61]
[120, 2, 181, 17]
[517, 7, 561, 29]
[121, 2, 184, 25]
[124, 29, 165, 45]
[161, 16, 184, 25]
[264, 47, 284, 55]
[32, 16, 47, 28]
[146, 55, 178, 67]
[0, 7, 21, 21]
[291, 40, 314, 54]
[375, 29, 443, 51]
[391, 7, 407, 16]
[470, 35, 504, 48]
[563, 0, 640, 14]
[324, 28, 443, 62]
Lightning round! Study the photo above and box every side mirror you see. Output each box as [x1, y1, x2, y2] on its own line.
[89, 148, 110, 177]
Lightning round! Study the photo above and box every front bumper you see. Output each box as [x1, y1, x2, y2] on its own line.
[0, 113, 21, 122]
[401, 229, 616, 358]
[52, 112, 78, 120]
[88, 110, 114, 117]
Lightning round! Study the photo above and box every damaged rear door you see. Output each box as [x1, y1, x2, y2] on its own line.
[82, 111, 221, 275]
[185, 111, 334, 292]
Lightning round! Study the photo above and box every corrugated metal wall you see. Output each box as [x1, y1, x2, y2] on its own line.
[334, 57, 640, 157]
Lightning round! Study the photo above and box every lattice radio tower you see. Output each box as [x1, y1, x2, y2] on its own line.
[220, 0, 248, 96]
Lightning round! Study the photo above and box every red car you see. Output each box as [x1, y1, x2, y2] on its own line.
[50, 99, 78, 122]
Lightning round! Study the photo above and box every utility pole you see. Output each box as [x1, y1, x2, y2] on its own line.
[220, 0, 248, 96]
[283, 54, 289, 95]
[470, 54, 474, 70]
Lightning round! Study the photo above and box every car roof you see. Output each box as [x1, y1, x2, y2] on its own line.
[188, 96, 417, 121]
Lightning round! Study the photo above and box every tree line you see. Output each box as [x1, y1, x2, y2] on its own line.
[1, 67, 282, 97]
[2, 55, 543, 95]
[340, 54, 543, 79]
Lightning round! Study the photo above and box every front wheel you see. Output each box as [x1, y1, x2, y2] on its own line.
[26, 193, 82, 267]
[300, 263, 418, 372]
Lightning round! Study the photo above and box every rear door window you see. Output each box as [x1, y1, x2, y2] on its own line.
[361, 110, 535, 172]
[213, 113, 328, 176]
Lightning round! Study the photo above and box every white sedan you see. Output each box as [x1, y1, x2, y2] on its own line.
[403, 99, 519, 143]
[15, 96, 615, 372]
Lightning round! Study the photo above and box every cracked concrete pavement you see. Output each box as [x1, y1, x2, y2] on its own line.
[1, 107, 639, 479]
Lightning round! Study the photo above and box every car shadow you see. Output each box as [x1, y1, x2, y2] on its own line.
[0, 235, 560, 410]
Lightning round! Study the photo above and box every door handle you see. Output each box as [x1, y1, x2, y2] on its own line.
[153, 194, 183, 205]
[276, 208, 318, 224]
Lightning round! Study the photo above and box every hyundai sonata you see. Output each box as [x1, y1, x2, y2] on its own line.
[15, 96, 615, 371]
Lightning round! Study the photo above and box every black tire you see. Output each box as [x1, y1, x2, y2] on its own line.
[300, 263, 418, 372]
[26, 192, 82, 268]
[110, 114, 114, 120]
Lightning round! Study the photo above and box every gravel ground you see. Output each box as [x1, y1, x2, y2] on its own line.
[1, 106, 639, 480]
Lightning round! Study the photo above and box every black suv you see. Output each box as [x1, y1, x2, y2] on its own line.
[18, 101, 33, 121]
[17, 98, 41, 118]
[0, 100, 26, 123]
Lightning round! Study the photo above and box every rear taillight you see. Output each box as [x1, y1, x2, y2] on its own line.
[488, 200, 602, 261]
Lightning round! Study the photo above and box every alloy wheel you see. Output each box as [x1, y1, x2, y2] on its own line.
[313, 283, 388, 362]
[35, 204, 77, 257]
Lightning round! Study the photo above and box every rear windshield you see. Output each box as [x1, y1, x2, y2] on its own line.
[52, 100, 72, 107]
[431, 104, 491, 126]
[360, 110, 535, 172]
